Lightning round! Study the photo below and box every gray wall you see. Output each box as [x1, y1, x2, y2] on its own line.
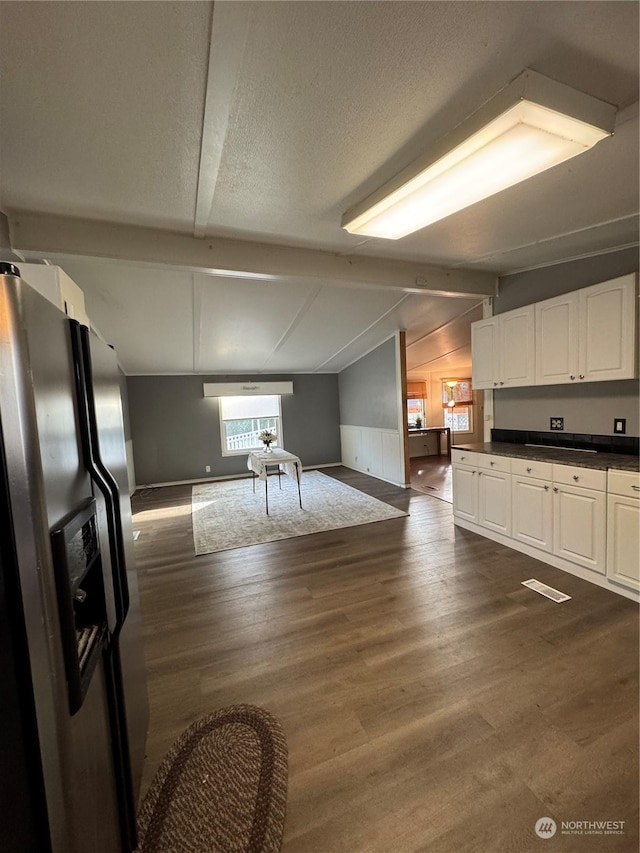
[493, 247, 639, 315]
[493, 248, 639, 437]
[118, 369, 132, 442]
[493, 381, 638, 435]
[127, 373, 341, 485]
[338, 336, 399, 429]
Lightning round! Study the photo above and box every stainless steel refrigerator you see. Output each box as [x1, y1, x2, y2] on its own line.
[0, 263, 149, 852]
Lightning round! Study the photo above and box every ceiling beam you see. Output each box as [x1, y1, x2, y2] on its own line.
[193, 2, 252, 238]
[7, 211, 497, 297]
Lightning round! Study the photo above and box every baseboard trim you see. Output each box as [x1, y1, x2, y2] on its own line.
[135, 462, 343, 491]
[453, 517, 639, 603]
[340, 463, 409, 489]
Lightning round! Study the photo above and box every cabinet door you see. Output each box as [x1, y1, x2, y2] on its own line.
[606, 494, 640, 591]
[535, 292, 579, 385]
[478, 469, 511, 535]
[512, 475, 553, 552]
[471, 318, 500, 390]
[553, 484, 606, 573]
[579, 275, 638, 382]
[499, 305, 535, 387]
[452, 464, 478, 522]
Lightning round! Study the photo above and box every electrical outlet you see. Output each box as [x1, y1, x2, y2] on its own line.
[614, 418, 626, 434]
[550, 417, 564, 431]
[205, 465, 211, 472]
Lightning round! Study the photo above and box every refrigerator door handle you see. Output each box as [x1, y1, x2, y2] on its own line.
[69, 321, 129, 632]
[103, 642, 138, 851]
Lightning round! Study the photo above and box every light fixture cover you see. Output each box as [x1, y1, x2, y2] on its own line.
[342, 70, 616, 239]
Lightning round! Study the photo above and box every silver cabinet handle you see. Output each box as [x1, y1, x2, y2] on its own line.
[570, 375, 576, 380]
[493, 382, 498, 387]
[460, 456, 465, 461]
[544, 485, 549, 491]
[579, 374, 584, 379]
[573, 475, 579, 481]
[499, 381, 504, 386]
[553, 487, 559, 492]
[632, 485, 640, 492]
[478, 471, 482, 476]
[490, 461, 495, 466]
[472, 470, 476, 475]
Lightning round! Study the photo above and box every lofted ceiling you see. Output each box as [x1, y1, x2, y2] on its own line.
[0, 1, 638, 377]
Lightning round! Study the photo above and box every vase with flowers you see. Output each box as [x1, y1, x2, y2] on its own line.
[258, 429, 277, 452]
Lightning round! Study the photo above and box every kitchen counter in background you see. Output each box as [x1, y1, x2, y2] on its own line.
[452, 441, 639, 472]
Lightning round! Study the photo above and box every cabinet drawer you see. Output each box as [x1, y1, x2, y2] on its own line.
[452, 449, 478, 466]
[552, 463, 606, 491]
[608, 469, 640, 499]
[478, 454, 511, 474]
[510, 458, 552, 480]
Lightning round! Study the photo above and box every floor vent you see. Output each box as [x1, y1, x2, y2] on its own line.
[521, 578, 571, 603]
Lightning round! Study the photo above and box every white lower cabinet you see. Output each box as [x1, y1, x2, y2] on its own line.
[512, 474, 553, 553]
[552, 482, 606, 574]
[452, 452, 636, 600]
[606, 471, 640, 592]
[452, 463, 478, 523]
[453, 451, 511, 534]
[478, 457, 511, 536]
[551, 464, 606, 574]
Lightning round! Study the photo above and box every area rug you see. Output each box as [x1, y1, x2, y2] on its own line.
[192, 470, 408, 555]
[136, 705, 288, 853]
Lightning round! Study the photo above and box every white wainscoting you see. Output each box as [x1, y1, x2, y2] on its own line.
[340, 425, 405, 487]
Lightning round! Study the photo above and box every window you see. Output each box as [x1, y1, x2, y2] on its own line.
[444, 406, 472, 433]
[406, 380, 426, 427]
[442, 378, 473, 434]
[407, 398, 425, 427]
[219, 395, 282, 455]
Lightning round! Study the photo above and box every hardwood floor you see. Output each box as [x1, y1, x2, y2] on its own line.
[132, 467, 638, 852]
[409, 455, 452, 502]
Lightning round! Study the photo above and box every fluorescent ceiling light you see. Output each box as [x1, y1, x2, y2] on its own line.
[342, 70, 616, 239]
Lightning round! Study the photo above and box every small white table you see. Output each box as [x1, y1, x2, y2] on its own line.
[247, 448, 302, 515]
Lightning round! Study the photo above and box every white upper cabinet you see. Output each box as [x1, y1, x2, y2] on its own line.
[535, 291, 579, 385]
[471, 317, 499, 389]
[535, 274, 637, 386]
[472, 305, 535, 390]
[500, 305, 536, 387]
[579, 275, 637, 382]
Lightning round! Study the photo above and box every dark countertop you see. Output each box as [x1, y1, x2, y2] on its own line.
[452, 441, 639, 472]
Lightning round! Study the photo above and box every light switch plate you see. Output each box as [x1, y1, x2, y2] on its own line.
[614, 418, 626, 434]
[550, 417, 564, 431]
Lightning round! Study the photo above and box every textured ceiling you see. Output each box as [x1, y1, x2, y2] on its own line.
[0, 1, 638, 375]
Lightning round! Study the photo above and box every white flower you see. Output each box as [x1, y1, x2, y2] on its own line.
[259, 429, 277, 443]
